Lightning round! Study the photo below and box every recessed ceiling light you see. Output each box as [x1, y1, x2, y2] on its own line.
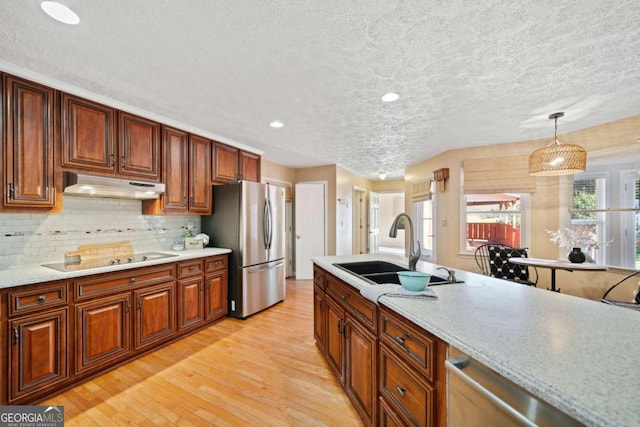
[381, 92, 399, 103]
[270, 121, 284, 128]
[378, 171, 387, 180]
[40, 1, 80, 25]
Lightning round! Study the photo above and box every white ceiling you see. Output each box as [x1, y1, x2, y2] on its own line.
[2, 1, 640, 181]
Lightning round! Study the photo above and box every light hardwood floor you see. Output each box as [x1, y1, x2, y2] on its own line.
[42, 279, 364, 426]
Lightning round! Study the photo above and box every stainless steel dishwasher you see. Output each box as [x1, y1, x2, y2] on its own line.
[446, 347, 585, 426]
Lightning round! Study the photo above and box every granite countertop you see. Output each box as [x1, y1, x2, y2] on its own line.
[0, 247, 232, 289]
[313, 253, 640, 427]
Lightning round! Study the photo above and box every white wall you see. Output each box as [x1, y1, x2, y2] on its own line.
[0, 196, 196, 269]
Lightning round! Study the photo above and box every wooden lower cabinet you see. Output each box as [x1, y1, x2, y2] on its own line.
[1, 254, 228, 405]
[178, 277, 204, 331]
[379, 396, 408, 427]
[205, 271, 228, 321]
[313, 264, 447, 427]
[315, 270, 378, 427]
[134, 283, 176, 349]
[8, 309, 68, 402]
[313, 284, 326, 353]
[325, 295, 345, 383]
[345, 312, 378, 426]
[75, 293, 131, 374]
[380, 343, 434, 427]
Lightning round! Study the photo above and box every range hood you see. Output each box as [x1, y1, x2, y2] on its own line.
[63, 172, 165, 200]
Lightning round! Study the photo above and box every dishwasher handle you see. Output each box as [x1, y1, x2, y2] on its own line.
[445, 357, 538, 427]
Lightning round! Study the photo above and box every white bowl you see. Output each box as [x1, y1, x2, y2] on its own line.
[172, 244, 185, 251]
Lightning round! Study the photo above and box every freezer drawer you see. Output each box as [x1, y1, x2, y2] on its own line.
[238, 260, 285, 318]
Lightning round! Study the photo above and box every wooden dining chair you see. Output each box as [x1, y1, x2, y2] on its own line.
[474, 243, 538, 286]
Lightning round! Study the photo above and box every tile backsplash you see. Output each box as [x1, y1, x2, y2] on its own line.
[0, 196, 200, 269]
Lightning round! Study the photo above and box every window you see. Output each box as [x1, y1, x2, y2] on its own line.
[572, 171, 640, 268]
[464, 193, 529, 251]
[414, 198, 434, 259]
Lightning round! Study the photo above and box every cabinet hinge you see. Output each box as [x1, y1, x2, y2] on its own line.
[8, 183, 15, 200]
[13, 327, 19, 345]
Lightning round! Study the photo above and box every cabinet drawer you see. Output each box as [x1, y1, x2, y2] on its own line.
[9, 282, 68, 316]
[380, 306, 435, 381]
[380, 343, 434, 427]
[204, 255, 227, 273]
[326, 273, 377, 333]
[177, 259, 204, 279]
[75, 264, 175, 300]
[313, 264, 325, 290]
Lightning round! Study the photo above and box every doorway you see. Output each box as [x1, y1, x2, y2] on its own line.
[378, 192, 405, 254]
[295, 182, 326, 279]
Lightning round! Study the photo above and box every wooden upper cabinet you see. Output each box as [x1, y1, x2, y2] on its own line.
[143, 128, 211, 215]
[118, 112, 160, 181]
[160, 126, 189, 212]
[61, 94, 116, 173]
[211, 142, 261, 184]
[239, 150, 261, 182]
[188, 134, 211, 213]
[211, 142, 238, 183]
[3, 75, 56, 208]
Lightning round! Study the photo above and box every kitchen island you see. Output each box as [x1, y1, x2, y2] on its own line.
[313, 254, 640, 427]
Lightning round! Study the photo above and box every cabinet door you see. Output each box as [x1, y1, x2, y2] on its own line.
[205, 271, 228, 321]
[161, 126, 189, 212]
[178, 277, 204, 331]
[313, 284, 326, 354]
[118, 111, 160, 180]
[188, 134, 211, 213]
[9, 309, 68, 401]
[325, 296, 345, 384]
[211, 142, 238, 183]
[61, 94, 116, 173]
[3, 75, 55, 207]
[134, 283, 176, 350]
[239, 150, 261, 182]
[345, 313, 378, 427]
[76, 294, 131, 374]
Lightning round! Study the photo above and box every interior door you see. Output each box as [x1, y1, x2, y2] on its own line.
[295, 182, 326, 279]
[369, 191, 380, 254]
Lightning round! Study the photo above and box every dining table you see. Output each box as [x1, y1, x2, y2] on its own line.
[508, 257, 608, 292]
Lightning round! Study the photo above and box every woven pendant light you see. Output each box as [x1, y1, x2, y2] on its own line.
[529, 112, 586, 176]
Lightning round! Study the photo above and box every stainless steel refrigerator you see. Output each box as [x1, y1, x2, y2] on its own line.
[201, 181, 286, 318]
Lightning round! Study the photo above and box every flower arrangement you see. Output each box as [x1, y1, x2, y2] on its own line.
[546, 226, 612, 262]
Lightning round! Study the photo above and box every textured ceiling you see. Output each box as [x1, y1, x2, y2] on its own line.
[1, 1, 640, 180]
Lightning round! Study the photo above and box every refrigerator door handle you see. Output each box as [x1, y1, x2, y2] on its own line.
[262, 199, 270, 250]
[247, 261, 285, 273]
[266, 199, 273, 250]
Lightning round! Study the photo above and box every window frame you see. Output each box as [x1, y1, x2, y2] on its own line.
[460, 192, 531, 254]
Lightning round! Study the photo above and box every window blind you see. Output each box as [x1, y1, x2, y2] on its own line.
[411, 180, 432, 202]
[463, 155, 536, 194]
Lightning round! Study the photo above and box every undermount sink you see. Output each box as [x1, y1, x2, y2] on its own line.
[333, 261, 452, 286]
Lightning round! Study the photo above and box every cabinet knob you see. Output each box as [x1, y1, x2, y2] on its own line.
[38, 295, 46, 302]
[189, 266, 194, 271]
[130, 277, 136, 283]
